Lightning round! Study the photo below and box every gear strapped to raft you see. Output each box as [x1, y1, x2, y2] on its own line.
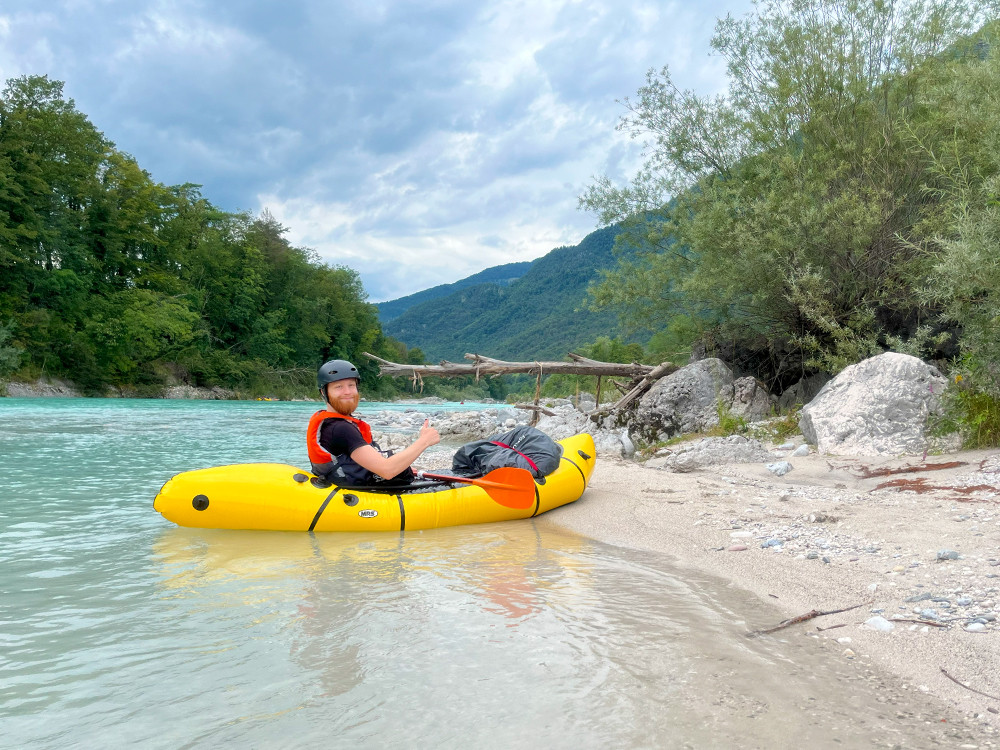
[451, 425, 561, 479]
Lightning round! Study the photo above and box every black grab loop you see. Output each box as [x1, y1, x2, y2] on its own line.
[192, 494, 210, 511]
[578, 450, 592, 461]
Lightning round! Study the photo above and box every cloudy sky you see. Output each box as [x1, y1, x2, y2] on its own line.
[0, 0, 754, 301]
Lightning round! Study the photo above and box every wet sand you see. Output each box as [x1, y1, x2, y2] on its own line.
[543, 448, 1000, 741]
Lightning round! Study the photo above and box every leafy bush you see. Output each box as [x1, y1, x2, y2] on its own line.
[745, 407, 803, 443]
[934, 360, 1000, 448]
[708, 400, 748, 437]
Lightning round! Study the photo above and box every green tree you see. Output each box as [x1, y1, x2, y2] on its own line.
[911, 38, 1000, 393]
[0, 74, 406, 397]
[0, 320, 24, 377]
[582, 0, 998, 385]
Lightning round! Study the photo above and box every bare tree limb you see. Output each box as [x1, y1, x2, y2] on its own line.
[747, 602, 866, 637]
[590, 361, 679, 419]
[363, 352, 668, 379]
[940, 668, 1000, 701]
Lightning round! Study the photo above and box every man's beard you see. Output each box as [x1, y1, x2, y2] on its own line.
[331, 393, 360, 415]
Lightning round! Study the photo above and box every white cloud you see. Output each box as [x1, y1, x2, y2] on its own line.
[0, 0, 755, 300]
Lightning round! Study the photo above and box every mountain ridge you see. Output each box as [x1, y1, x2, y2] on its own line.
[382, 225, 630, 361]
[376, 261, 534, 323]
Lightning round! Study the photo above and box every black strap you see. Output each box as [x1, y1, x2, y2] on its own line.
[309, 488, 340, 531]
[560, 455, 586, 485]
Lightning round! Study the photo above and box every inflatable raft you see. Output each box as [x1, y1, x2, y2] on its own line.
[153, 433, 596, 531]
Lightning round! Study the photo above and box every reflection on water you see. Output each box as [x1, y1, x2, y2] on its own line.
[0, 398, 974, 748]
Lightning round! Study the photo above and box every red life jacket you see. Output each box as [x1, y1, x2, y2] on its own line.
[306, 410, 412, 486]
[307, 410, 372, 461]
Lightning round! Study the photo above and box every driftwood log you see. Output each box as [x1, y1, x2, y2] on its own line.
[362, 352, 677, 421]
[363, 352, 657, 378]
[589, 361, 678, 419]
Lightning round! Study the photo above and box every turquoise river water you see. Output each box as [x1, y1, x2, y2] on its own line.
[0, 398, 974, 748]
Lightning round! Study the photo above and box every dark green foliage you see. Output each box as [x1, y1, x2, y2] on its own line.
[0, 320, 23, 376]
[383, 226, 638, 361]
[582, 2, 1000, 391]
[376, 261, 534, 323]
[0, 75, 404, 397]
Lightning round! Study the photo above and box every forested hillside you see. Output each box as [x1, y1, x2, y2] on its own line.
[376, 260, 533, 323]
[0, 75, 405, 396]
[383, 226, 632, 361]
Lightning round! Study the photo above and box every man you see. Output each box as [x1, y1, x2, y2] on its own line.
[306, 359, 440, 485]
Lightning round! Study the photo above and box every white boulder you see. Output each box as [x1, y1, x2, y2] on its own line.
[799, 352, 952, 456]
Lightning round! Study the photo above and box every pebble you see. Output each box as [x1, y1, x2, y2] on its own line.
[937, 549, 960, 560]
[761, 538, 782, 548]
[730, 531, 753, 538]
[965, 623, 987, 632]
[792, 444, 810, 456]
[728, 545, 748, 552]
[863, 616, 895, 632]
[765, 461, 793, 477]
[807, 512, 835, 523]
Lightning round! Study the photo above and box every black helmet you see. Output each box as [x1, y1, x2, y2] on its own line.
[317, 359, 360, 393]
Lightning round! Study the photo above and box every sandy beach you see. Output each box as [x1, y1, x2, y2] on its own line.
[541, 445, 1000, 740]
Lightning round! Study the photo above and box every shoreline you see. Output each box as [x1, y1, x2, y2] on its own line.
[542, 449, 1000, 738]
[0, 379, 514, 406]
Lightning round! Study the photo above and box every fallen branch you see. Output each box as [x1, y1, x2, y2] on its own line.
[940, 668, 1000, 701]
[748, 602, 865, 637]
[363, 352, 659, 378]
[888, 618, 948, 628]
[591, 361, 678, 419]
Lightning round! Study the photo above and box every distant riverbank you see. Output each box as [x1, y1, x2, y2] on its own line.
[2, 379, 251, 400]
[0, 378, 506, 406]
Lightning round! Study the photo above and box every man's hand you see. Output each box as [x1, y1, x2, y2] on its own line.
[419, 418, 440, 447]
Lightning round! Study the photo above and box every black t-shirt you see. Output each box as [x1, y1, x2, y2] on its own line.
[317, 416, 414, 485]
[318, 418, 369, 458]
